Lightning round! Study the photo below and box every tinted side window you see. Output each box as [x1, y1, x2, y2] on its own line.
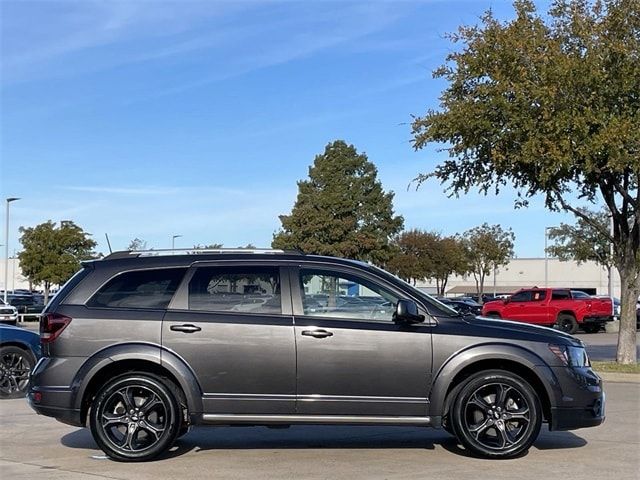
[300, 269, 399, 321]
[531, 290, 546, 301]
[88, 268, 186, 309]
[552, 290, 571, 300]
[189, 267, 281, 314]
[571, 290, 590, 299]
[510, 291, 532, 302]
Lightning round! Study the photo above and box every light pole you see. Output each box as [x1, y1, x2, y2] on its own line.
[4, 197, 20, 303]
[171, 234, 182, 250]
[544, 226, 551, 288]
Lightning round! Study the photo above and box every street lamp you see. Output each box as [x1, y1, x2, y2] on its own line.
[171, 234, 182, 250]
[4, 197, 20, 303]
[544, 226, 551, 288]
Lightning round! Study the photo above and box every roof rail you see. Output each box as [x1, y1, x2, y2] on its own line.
[103, 248, 303, 260]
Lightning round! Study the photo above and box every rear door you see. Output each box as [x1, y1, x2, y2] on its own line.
[162, 263, 295, 414]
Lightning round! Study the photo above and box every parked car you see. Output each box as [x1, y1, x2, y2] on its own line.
[29, 250, 605, 461]
[438, 297, 482, 316]
[6, 293, 44, 315]
[482, 288, 613, 334]
[0, 324, 41, 398]
[0, 299, 19, 325]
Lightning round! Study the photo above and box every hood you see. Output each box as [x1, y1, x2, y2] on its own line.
[465, 315, 582, 347]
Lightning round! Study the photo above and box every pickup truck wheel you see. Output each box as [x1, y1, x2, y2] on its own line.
[450, 370, 542, 458]
[556, 314, 578, 334]
[89, 373, 182, 462]
[486, 313, 501, 319]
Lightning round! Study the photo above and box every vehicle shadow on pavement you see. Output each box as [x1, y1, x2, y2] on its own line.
[59, 425, 587, 461]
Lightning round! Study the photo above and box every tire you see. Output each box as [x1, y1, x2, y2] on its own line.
[89, 373, 183, 462]
[450, 370, 542, 459]
[556, 314, 578, 334]
[0, 345, 36, 399]
[486, 313, 501, 319]
[582, 324, 600, 334]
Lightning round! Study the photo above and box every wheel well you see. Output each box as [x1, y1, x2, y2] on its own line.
[0, 342, 35, 358]
[442, 359, 552, 423]
[557, 311, 576, 320]
[80, 359, 185, 426]
[485, 312, 501, 317]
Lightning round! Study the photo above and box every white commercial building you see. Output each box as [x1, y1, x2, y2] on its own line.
[416, 257, 619, 297]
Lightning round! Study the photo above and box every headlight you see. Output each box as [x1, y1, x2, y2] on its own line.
[549, 344, 590, 367]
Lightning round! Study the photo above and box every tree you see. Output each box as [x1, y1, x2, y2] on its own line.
[18, 221, 97, 302]
[459, 224, 515, 301]
[411, 0, 639, 363]
[431, 235, 470, 295]
[273, 140, 404, 264]
[547, 209, 615, 289]
[128, 238, 148, 251]
[387, 230, 432, 285]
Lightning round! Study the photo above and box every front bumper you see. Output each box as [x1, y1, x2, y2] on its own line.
[549, 366, 605, 431]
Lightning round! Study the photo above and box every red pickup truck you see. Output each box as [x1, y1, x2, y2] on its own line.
[481, 288, 613, 334]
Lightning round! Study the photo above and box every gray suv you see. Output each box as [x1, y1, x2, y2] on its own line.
[28, 249, 605, 461]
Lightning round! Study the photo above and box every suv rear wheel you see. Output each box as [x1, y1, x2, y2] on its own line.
[89, 373, 182, 462]
[450, 370, 542, 459]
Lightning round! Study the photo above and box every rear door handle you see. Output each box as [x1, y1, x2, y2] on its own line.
[170, 324, 201, 333]
[301, 329, 333, 338]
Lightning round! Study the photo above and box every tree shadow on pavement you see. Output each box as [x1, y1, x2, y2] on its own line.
[60, 424, 587, 462]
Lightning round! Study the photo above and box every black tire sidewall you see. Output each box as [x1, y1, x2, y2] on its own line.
[451, 370, 542, 459]
[89, 373, 181, 462]
[0, 345, 36, 399]
[557, 314, 578, 334]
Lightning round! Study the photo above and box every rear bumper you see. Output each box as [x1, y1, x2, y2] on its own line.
[27, 387, 84, 427]
[582, 316, 613, 325]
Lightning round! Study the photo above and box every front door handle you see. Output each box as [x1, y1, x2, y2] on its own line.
[301, 329, 333, 338]
[170, 324, 202, 333]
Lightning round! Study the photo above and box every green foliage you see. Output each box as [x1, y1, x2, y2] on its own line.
[412, 0, 639, 362]
[460, 224, 515, 298]
[18, 221, 97, 300]
[273, 140, 404, 264]
[547, 209, 612, 267]
[388, 230, 469, 294]
[128, 238, 148, 251]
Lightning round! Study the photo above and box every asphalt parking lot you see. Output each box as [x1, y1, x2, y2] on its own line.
[0, 381, 638, 480]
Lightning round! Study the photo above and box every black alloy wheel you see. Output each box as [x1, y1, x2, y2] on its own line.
[0, 346, 35, 399]
[451, 370, 542, 458]
[89, 373, 182, 462]
[556, 314, 578, 334]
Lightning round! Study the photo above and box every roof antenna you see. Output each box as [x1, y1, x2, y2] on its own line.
[104, 233, 113, 254]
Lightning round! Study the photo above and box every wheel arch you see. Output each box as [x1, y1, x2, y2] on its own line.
[429, 344, 560, 424]
[72, 343, 203, 426]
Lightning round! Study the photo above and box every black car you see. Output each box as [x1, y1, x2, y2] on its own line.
[29, 249, 605, 461]
[438, 297, 482, 316]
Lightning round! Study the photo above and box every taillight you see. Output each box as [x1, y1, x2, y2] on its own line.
[40, 313, 72, 344]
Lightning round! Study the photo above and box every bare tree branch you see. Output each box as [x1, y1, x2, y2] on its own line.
[552, 190, 614, 243]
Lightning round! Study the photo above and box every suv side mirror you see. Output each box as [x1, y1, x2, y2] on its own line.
[393, 299, 424, 324]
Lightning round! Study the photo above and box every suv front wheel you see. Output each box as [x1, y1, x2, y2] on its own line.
[450, 370, 542, 459]
[89, 373, 182, 462]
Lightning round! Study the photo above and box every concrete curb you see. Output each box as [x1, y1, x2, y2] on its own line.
[598, 371, 640, 383]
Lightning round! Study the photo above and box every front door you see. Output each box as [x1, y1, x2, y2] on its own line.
[163, 264, 295, 414]
[292, 266, 432, 417]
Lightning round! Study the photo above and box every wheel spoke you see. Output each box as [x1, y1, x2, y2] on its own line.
[122, 424, 139, 451]
[119, 387, 136, 411]
[468, 392, 492, 412]
[494, 384, 509, 408]
[506, 406, 530, 422]
[140, 393, 162, 414]
[496, 423, 515, 448]
[468, 417, 492, 436]
[140, 420, 165, 440]
[102, 412, 129, 428]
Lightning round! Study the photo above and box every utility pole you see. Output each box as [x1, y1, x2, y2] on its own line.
[4, 198, 20, 303]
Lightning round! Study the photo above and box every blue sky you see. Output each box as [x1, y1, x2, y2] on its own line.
[1, 0, 580, 257]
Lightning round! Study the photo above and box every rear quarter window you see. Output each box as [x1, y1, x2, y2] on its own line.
[87, 268, 186, 309]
